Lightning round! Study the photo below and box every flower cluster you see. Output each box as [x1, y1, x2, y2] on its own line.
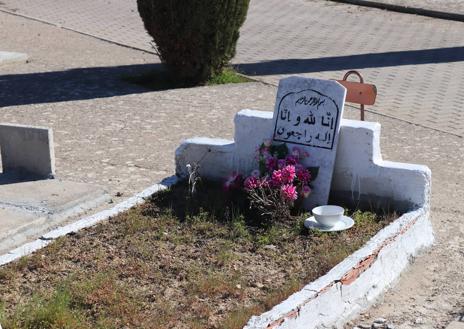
[229, 140, 314, 207]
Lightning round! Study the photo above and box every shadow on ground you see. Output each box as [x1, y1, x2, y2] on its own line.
[235, 46, 464, 76]
[0, 171, 45, 185]
[0, 63, 164, 107]
[4, 46, 463, 107]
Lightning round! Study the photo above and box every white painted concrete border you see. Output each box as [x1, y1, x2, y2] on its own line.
[244, 206, 433, 329]
[0, 176, 178, 266]
[176, 110, 431, 211]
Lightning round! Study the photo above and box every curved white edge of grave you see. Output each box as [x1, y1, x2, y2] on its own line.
[243, 207, 433, 329]
[175, 109, 434, 329]
[0, 176, 179, 267]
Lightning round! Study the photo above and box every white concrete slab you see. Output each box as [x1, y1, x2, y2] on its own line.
[0, 179, 109, 254]
[0, 51, 28, 66]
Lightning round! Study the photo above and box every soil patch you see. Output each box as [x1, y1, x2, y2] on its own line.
[0, 182, 398, 329]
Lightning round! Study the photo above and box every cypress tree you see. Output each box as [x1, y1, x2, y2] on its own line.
[137, 0, 250, 84]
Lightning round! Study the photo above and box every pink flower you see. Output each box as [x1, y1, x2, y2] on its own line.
[281, 165, 296, 184]
[271, 169, 284, 186]
[301, 185, 311, 198]
[260, 177, 270, 188]
[285, 155, 298, 166]
[261, 149, 271, 158]
[244, 176, 260, 190]
[291, 146, 301, 159]
[280, 184, 298, 202]
[296, 167, 311, 183]
[266, 156, 278, 171]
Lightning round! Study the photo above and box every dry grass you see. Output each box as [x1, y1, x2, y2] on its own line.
[0, 182, 399, 329]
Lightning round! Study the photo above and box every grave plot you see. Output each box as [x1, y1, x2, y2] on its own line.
[176, 77, 434, 328]
[0, 123, 110, 255]
[0, 77, 432, 329]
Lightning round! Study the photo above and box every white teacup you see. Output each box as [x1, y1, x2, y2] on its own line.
[312, 205, 344, 228]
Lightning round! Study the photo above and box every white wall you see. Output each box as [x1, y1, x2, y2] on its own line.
[176, 109, 431, 210]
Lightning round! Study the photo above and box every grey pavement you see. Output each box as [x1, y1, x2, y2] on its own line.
[0, 3, 463, 329]
[1, 0, 464, 136]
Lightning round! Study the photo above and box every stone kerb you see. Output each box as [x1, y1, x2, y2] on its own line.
[0, 123, 55, 179]
[176, 109, 431, 210]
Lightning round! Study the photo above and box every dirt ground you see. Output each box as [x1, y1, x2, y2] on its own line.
[0, 184, 396, 329]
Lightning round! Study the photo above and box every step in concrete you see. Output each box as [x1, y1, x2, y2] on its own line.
[0, 179, 110, 254]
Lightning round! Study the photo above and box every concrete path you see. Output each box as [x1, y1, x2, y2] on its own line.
[1, 0, 464, 137]
[0, 4, 463, 329]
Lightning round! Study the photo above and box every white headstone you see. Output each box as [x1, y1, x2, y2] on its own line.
[272, 76, 346, 209]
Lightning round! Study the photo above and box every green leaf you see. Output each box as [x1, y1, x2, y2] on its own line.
[259, 159, 267, 176]
[270, 143, 288, 159]
[307, 167, 319, 181]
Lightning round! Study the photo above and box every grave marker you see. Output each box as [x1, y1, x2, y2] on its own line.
[272, 76, 346, 208]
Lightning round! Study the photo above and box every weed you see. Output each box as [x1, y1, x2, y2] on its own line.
[194, 272, 241, 299]
[229, 215, 251, 240]
[123, 67, 251, 92]
[221, 304, 264, 329]
[220, 279, 301, 329]
[3, 289, 88, 329]
[352, 209, 377, 226]
[216, 241, 238, 266]
[256, 225, 287, 246]
[206, 68, 252, 85]
[0, 267, 14, 283]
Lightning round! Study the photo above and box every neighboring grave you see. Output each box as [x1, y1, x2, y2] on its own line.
[272, 77, 346, 208]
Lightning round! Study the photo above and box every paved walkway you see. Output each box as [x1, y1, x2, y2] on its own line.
[0, 2, 463, 329]
[1, 0, 464, 137]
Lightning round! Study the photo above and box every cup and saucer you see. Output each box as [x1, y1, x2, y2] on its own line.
[304, 205, 354, 232]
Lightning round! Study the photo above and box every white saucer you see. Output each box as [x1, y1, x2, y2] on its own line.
[304, 216, 354, 232]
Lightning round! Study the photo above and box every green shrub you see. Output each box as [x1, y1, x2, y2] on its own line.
[137, 0, 250, 84]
